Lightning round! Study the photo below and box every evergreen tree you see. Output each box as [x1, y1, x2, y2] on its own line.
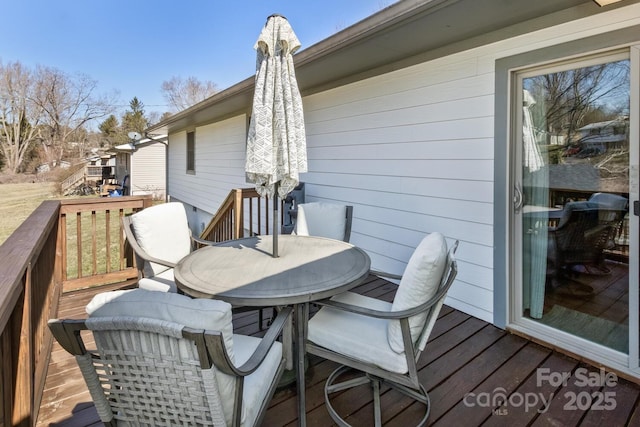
[121, 97, 147, 135]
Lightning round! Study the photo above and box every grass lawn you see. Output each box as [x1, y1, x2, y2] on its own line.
[0, 182, 59, 245]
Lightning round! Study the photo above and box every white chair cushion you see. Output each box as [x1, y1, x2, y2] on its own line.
[130, 202, 192, 277]
[86, 289, 235, 359]
[294, 202, 347, 241]
[233, 334, 283, 427]
[138, 269, 177, 293]
[86, 289, 240, 424]
[388, 232, 448, 353]
[307, 291, 409, 374]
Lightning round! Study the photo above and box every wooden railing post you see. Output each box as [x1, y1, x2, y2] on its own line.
[234, 189, 244, 239]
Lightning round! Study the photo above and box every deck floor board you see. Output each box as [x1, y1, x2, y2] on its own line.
[38, 275, 640, 426]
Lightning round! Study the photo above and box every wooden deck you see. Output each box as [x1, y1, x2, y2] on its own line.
[38, 275, 640, 427]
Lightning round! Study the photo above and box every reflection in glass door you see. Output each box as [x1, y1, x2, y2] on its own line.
[516, 52, 632, 355]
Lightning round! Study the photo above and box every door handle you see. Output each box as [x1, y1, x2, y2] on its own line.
[514, 183, 524, 213]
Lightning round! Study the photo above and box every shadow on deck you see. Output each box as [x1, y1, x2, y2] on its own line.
[38, 275, 640, 426]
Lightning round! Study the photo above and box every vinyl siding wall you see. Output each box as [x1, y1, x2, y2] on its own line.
[130, 143, 166, 199]
[167, 3, 640, 323]
[168, 116, 250, 233]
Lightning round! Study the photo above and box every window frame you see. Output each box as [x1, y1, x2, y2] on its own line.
[186, 130, 195, 174]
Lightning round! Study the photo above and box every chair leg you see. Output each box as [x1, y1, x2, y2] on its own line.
[372, 378, 382, 427]
[324, 365, 431, 427]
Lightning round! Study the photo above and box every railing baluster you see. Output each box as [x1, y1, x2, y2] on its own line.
[76, 212, 82, 279]
[60, 214, 67, 282]
[105, 210, 111, 273]
[119, 209, 125, 271]
[265, 196, 269, 235]
[91, 211, 97, 275]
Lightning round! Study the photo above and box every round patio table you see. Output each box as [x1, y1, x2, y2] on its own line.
[174, 234, 371, 427]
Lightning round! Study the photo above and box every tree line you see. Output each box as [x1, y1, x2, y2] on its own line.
[0, 59, 217, 174]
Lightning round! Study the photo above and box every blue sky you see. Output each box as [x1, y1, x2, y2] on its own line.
[0, 0, 394, 119]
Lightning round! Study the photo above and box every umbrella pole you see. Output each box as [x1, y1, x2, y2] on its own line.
[273, 182, 279, 258]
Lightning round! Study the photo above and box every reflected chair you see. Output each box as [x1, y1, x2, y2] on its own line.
[547, 198, 627, 279]
[588, 192, 628, 211]
[293, 202, 353, 242]
[588, 192, 629, 249]
[306, 232, 458, 426]
[122, 202, 215, 292]
[49, 289, 291, 427]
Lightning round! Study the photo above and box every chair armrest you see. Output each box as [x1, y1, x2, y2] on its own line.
[315, 292, 443, 320]
[237, 306, 292, 375]
[201, 306, 292, 377]
[191, 235, 218, 247]
[48, 319, 88, 355]
[369, 269, 402, 281]
[134, 248, 176, 270]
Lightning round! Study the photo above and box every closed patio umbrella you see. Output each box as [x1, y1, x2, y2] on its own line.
[246, 14, 307, 257]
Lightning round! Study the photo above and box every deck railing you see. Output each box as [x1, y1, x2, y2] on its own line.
[0, 190, 281, 426]
[200, 187, 285, 242]
[0, 195, 152, 426]
[59, 164, 88, 195]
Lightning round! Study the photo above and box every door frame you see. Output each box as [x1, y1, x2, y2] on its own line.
[494, 27, 640, 378]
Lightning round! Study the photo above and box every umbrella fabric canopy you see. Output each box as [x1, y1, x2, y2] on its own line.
[246, 14, 307, 199]
[522, 89, 548, 319]
[523, 90, 543, 172]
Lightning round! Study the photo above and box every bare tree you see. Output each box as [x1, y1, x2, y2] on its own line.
[526, 60, 629, 145]
[0, 61, 44, 173]
[161, 76, 218, 112]
[33, 66, 114, 164]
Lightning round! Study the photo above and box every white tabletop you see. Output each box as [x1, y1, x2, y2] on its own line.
[174, 234, 371, 306]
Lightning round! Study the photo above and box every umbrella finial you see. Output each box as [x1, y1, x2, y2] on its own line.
[266, 13, 287, 25]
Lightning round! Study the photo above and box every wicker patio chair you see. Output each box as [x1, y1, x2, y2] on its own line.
[49, 289, 291, 427]
[306, 232, 458, 426]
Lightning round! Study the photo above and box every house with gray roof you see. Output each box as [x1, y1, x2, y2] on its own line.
[147, 0, 640, 380]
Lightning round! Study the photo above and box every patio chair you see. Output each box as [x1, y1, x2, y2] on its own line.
[306, 232, 458, 426]
[108, 174, 129, 197]
[122, 202, 215, 292]
[123, 202, 267, 328]
[48, 289, 291, 427]
[293, 202, 353, 242]
[547, 199, 627, 279]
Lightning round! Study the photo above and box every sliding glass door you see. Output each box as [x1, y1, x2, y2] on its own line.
[512, 49, 637, 364]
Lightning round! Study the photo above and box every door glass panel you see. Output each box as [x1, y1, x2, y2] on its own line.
[519, 55, 630, 354]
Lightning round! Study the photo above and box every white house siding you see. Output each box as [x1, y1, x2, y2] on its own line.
[297, 4, 640, 323]
[301, 55, 495, 322]
[168, 116, 249, 234]
[130, 143, 166, 199]
[166, 3, 640, 324]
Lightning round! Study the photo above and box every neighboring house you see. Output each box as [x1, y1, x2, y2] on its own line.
[86, 153, 116, 186]
[110, 135, 167, 200]
[147, 0, 640, 379]
[577, 117, 629, 153]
